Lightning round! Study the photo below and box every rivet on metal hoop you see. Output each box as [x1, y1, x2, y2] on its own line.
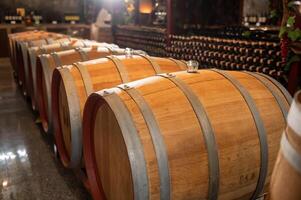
[103, 90, 113, 96]
[166, 73, 176, 78]
[123, 84, 132, 90]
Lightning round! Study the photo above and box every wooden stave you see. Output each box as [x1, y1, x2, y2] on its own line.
[52, 55, 188, 169]
[82, 69, 290, 200]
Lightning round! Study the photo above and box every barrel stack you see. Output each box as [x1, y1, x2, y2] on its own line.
[7, 30, 298, 200]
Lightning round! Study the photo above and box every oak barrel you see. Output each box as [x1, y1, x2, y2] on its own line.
[14, 32, 66, 88]
[8, 31, 33, 69]
[270, 91, 301, 200]
[20, 34, 68, 96]
[36, 45, 122, 133]
[9, 31, 46, 79]
[83, 69, 291, 200]
[51, 55, 187, 168]
[29, 39, 95, 109]
[26, 38, 80, 110]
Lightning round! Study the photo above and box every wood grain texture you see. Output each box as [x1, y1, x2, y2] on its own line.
[52, 55, 187, 169]
[35, 43, 117, 132]
[83, 70, 289, 200]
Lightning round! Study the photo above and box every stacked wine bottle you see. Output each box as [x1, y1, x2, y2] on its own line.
[166, 35, 283, 79]
[114, 26, 167, 57]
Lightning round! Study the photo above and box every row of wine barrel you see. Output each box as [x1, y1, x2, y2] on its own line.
[8, 30, 300, 200]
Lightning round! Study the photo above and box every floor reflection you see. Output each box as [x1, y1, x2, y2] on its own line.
[0, 58, 91, 200]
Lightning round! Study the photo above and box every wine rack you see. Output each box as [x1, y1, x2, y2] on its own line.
[114, 25, 167, 57]
[166, 34, 283, 80]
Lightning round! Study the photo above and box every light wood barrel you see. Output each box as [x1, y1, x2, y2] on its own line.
[83, 69, 291, 200]
[51, 55, 187, 169]
[8, 31, 44, 67]
[8, 31, 33, 68]
[27, 38, 73, 110]
[29, 40, 118, 110]
[14, 32, 65, 88]
[36, 45, 123, 133]
[9, 31, 46, 79]
[20, 34, 68, 96]
[270, 91, 301, 200]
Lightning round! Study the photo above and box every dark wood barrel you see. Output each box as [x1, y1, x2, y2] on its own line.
[270, 91, 301, 200]
[36, 45, 122, 133]
[51, 55, 187, 169]
[83, 70, 291, 200]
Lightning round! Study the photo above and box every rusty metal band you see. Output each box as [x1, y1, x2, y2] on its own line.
[74, 63, 94, 96]
[139, 55, 162, 74]
[75, 48, 89, 61]
[255, 73, 292, 104]
[101, 89, 149, 199]
[243, 71, 289, 119]
[106, 56, 129, 83]
[281, 132, 301, 174]
[168, 58, 188, 70]
[211, 69, 268, 200]
[59, 67, 83, 168]
[51, 52, 63, 67]
[119, 85, 170, 200]
[157, 73, 219, 200]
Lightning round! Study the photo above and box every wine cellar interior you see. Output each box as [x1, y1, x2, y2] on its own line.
[0, 0, 300, 200]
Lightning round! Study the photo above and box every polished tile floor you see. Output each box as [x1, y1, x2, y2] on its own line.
[0, 58, 91, 200]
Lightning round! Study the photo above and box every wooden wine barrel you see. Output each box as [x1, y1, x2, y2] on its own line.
[51, 55, 187, 169]
[14, 32, 64, 87]
[14, 32, 53, 66]
[20, 34, 68, 96]
[83, 69, 292, 200]
[27, 39, 98, 110]
[36, 45, 123, 133]
[8, 31, 35, 68]
[27, 38, 73, 110]
[270, 91, 301, 200]
[9, 31, 46, 77]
